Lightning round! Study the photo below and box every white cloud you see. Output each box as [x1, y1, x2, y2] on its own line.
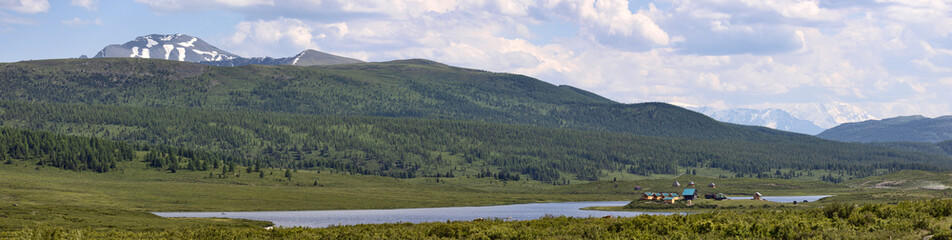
[227, 18, 321, 56]
[61, 17, 102, 26]
[0, 0, 49, 13]
[137, 0, 952, 118]
[70, 0, 97, 11]
[542, 0, 669, 50]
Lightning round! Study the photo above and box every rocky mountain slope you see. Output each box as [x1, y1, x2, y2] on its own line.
[94, 34, 362, 67]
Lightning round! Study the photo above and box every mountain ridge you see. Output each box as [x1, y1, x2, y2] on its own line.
[818, 115, 952, 143]
[1, 57, 804, 142]
[94, 34, 240, 62]
[94, 34, 362, 67]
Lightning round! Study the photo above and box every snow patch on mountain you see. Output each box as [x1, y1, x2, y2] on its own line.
[129, 47, 151, 58]
[145, 38, 158, 48]
[162, 44, 173, 59]
[178, 37, 197, 48]
[291, 51, 303, 65]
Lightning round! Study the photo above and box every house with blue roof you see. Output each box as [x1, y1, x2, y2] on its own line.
[682, 188, 697, 200]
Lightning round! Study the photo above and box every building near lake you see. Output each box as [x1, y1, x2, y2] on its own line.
[682, 188, 697, 200]
[641, 192, 656, 200]
[754, 192, 763, 201]
[641, 192, 682, 203]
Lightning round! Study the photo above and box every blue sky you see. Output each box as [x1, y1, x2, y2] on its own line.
[2, 0, 952, 119]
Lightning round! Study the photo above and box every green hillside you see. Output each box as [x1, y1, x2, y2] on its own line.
[0, 58, 798, 141]
[819, 115, 952, 143]
[1, 58, 950, 183]
[1, 100, 948, 183]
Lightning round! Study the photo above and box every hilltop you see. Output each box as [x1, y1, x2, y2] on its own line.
[819, 115, 952, 143]
[0, 58, 795, 141]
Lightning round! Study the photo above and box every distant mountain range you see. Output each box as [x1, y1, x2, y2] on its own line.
[688, 103, 876, 135]
[690, 107, 826, 135]
[818, 115, 952, 143]
[93, 34, 362, 66]
[783, 103, 877, 129]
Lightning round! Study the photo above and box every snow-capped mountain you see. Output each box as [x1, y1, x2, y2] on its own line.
[202, 49, 363, 67]
[93, 34, 363, 67]
[94, 34, 240, 62]
[690, 107, 826, 135]
[783, 103, 877, 129]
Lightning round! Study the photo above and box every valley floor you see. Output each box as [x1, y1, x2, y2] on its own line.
[2, 160, 951, 239]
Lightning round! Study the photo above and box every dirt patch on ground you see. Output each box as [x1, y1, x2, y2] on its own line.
[920, 182, 949, 190]
[871, 180, 908, 188]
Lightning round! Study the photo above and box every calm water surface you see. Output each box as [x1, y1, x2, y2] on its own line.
[155, 201, 664, 228]
[155, 196, 830, 228]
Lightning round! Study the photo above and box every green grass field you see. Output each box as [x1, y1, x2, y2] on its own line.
[2, 156, 950, 238]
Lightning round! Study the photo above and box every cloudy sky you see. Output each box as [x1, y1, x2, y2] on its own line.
[2, 0, 952, 119]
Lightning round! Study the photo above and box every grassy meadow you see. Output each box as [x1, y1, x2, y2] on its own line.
[2, 152, 951, 239]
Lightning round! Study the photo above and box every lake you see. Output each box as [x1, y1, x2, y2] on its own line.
[155, 195, 831, 228]
[154, 201, 668, 228]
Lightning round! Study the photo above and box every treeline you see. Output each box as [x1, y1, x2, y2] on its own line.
[0, 127, 134, 172]
[0, 125, 246, 174]
[142, 145, 246, 174]
[1, 100, 948, 183]
[872, 140, 952, 157]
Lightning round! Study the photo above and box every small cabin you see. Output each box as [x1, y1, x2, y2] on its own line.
[634, 186, 642, 190]
[682, 188, 697, 200]
[709, 183, 717, 188]
[673, 181, 681, 187]
[688, 181, 696, 187]
[704, 193, 716, 199]
[663, 197, 678, 204]
[753, 192, 763, 201]
[641, 192, 655, 200]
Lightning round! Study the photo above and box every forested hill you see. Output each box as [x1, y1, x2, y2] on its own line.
[0, 58, 799, 141]
[2, 100, 948, 183]
[2, 58, 951, 182]
[819, 115, 952, 143]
